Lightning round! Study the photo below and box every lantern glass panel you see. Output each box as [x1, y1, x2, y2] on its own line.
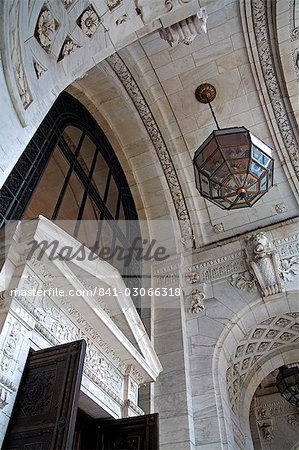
[211, 163, 231, 183]
[211, 182, 220, 197]
[202, 150, 223, 176]
[200, 173, 210, 195]
[252, 146, 271, 167]
[249, 161, 264, 177]
[215, 129, 249, 147]
[222, 176, 238, 196]
[234, 174, 247, 186]
[195, 137, 218, 167]
[246, 182, 259, 193]
[250, 132, 272, 156]
[244, 174, 258, 187]
[221, 144, 250, 159]
[260, 172, 268, 191]
[227, 158, 249, 173]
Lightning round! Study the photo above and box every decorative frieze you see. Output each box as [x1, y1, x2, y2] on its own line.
[187, 250, 247, 284]
[274, 234, 299, 259]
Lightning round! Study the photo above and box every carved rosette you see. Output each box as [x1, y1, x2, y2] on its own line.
[35, 9, 57, 52]
[58, 37, 80, 61]
[107, 0, 122, 10]
[79, 7, 100, 37]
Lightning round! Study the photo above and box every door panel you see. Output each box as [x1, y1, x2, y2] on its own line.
[97, 413, 159, 450]
[3, 340, 86, 450]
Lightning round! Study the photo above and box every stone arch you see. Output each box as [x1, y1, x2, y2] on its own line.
[213, 291, 299, 449]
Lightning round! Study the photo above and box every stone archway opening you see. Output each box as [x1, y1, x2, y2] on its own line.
[212, 294, 299, 450]
[249, 367, 299, 450]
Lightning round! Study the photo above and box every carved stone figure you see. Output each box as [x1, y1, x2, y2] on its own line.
[189, 289, 205, 313]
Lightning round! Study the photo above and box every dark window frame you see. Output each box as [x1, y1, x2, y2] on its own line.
[0, 91, 142, 308]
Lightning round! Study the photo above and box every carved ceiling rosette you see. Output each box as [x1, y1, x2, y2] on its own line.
[35, 8, 58, 53]
[78, 7, 100, 38]
[107, 0, 122, 11]
[58, 37, 81, 61]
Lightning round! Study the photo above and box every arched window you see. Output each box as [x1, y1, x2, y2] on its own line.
[0, 92, 141, 306]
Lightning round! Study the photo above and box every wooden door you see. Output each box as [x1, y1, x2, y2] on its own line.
[97, 413, 159, 450]
[3, 339, 86, 450]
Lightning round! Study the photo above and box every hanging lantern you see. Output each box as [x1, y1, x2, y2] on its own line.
[193, 84, 274, 209]
[276, 364, 299, 408]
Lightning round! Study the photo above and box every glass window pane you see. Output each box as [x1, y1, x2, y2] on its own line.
[23, 146, 69, 220]
[56, 172, 85, 223]
[106, 176, 119, 218]
[78, 135, 97, 172]
[92, 153, 110, 199]
[63, 126, 83, 152]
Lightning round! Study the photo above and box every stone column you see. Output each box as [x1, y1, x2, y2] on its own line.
[153, 256, 195, 450]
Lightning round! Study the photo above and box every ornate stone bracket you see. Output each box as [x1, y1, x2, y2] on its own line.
[245, 232, 284, 296]
[159, 8, 207, 46]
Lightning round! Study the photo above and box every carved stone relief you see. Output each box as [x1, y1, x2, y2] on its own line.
[35, 8, 57, 52]
[251, 0, 299, 179]
[107, 0, 122, 11]
[58, 37, 81, 61]
[78, 7, 101, 38]
[245, 232, 284, 296]
[229, 271, 257, 292]
[189, 289, 205, 313]
[33, 60, 48, 79]
[7, 0, 33, 111]
[290, 0, 299, 40]
[136, 0, 194, 24]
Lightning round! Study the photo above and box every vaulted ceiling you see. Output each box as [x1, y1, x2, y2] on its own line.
[1, 0, 298, 249]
